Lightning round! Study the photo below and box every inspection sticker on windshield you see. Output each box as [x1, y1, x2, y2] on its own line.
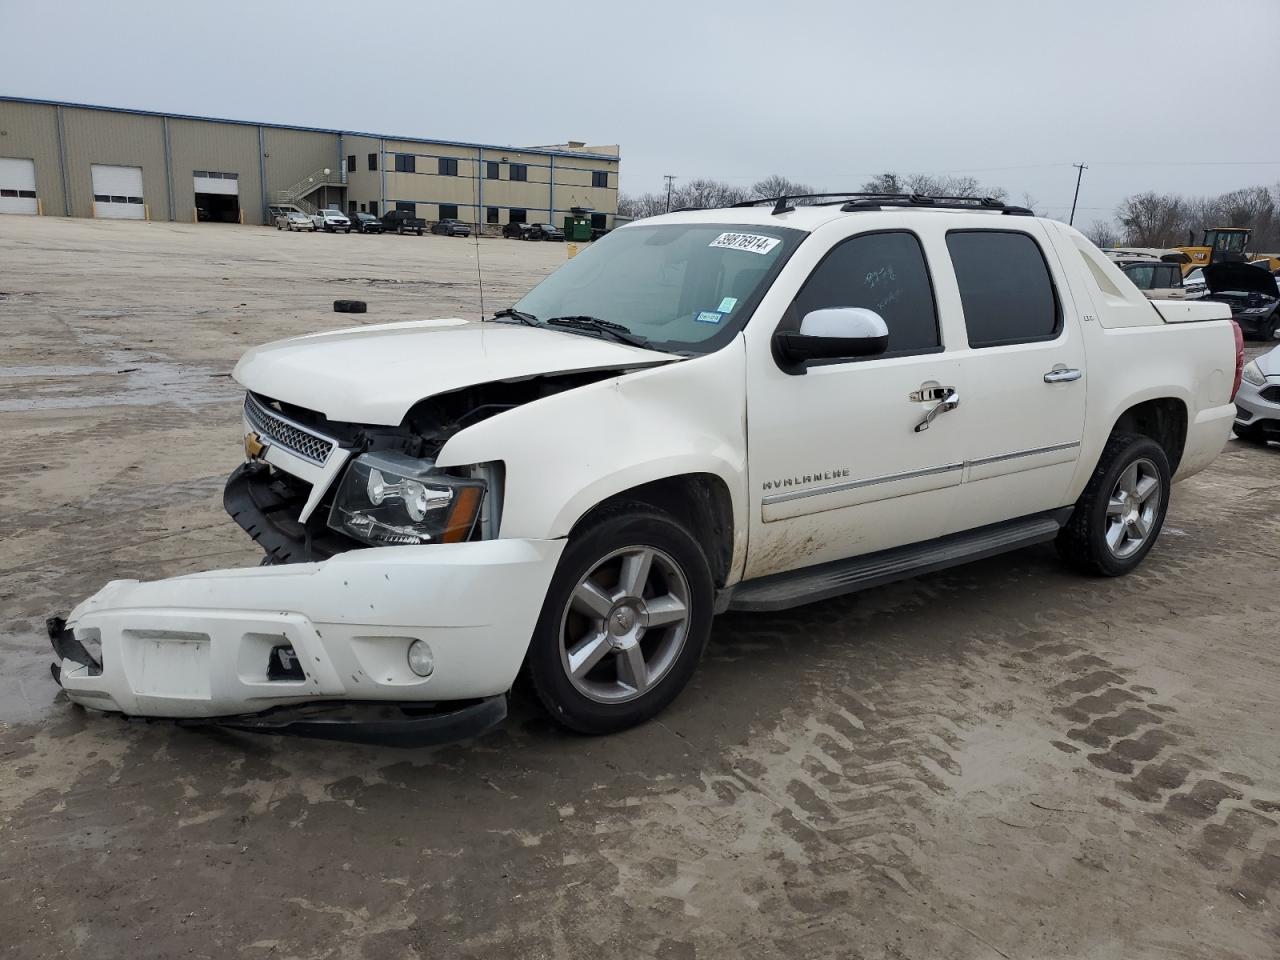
[695, 311, 724, 324]
[717, 296, 738, 313]
[709, 232, 780, 255]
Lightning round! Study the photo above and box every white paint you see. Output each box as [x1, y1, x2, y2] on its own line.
[91, 164, 145, 219]
[193, 174, 238, 196]
[0, 157, 37, 215]
[58, 202, 1237, 721]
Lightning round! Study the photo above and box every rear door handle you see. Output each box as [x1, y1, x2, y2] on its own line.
[1044, 367, 1082, 383]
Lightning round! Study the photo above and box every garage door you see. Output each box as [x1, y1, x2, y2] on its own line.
[0, 157, 38, 215]
[193, 171, 239, 196]
[91, 164, 145, 219]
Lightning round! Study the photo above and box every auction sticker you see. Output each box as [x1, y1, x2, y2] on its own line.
[709, 232, 780, 255]
[695, 311, 724, 324]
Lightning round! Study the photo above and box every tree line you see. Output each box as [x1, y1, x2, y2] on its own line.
[620, 174, 1280, 254]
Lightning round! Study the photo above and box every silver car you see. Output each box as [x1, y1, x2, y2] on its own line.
[1234, 344, 1280, 444]
[276, 211, 315, 232]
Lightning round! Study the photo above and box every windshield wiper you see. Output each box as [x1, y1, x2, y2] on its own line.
[545, 315, 649, 348]
[491, 307, 540, 326]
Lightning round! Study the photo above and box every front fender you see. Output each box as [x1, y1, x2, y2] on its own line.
[436, 339, 749, 577]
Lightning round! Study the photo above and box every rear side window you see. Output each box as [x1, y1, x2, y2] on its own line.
[792, 231, 940, 356]
[947, 231, 1060, 348]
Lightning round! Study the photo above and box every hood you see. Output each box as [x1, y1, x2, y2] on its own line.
[1203, 262, 1279, 298]
[1256, 345, 1280, 378]
[233, 318, 678, 425]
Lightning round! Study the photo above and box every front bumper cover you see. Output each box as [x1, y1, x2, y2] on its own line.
[48, 538, 565, 738]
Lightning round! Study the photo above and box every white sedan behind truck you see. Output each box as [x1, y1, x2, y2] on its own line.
[50, 193, 1240, 744]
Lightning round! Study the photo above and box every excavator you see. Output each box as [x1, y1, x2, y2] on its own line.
[1173, 227, 1280, 276]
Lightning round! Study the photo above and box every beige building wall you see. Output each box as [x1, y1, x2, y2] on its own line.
[168, 118, 262, 224]
[0, 100, 65, 216]
[61, 106, 168, 220]
[0, 98, 618, 229]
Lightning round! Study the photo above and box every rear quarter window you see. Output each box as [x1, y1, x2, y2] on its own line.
[947, 231, 1061, 348]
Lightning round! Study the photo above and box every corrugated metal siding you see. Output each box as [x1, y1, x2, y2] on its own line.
[0, 100, 65, 216]
[61, 107, 168, 219]
[262, 127, 341, 204]
[169, 118, 262, 223]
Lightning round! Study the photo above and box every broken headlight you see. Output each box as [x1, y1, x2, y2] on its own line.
[328, 452, 489, 546]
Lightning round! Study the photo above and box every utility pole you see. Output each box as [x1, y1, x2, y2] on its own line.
[664, 175, 676, 212]
[1069, 162, 1088, 226]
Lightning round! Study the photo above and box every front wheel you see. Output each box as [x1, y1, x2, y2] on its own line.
[1057, 433, 1171, 576]
[527, 504, 714, 734]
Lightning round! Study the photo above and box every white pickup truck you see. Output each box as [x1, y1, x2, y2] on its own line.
[49, 194, 1242, 743]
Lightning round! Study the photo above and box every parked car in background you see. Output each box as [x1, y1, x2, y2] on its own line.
[1200, 261, 1280, 340]
[1183, 267, 1207, 298]
[1116, 259, 1186, 300]
[1234, 344, 1280, 444]
[382, 210, 426, 235]
[311, 209, 352, 233]
[351, 212, 384, 234]
[431, 218, 472, 237]
[529, 222, 565, 241]
[276, 211, 316, 232]
[50, 196, 1239, 742]
[503, 221, 533, 240]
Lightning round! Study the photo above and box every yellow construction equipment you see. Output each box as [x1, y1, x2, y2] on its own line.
[1174, 227, 1280, 275]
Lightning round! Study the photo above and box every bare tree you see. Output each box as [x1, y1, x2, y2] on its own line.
[859, 172, 1006, 200]
[1116, 192, 1188, 247]
[750, 175, 817, 200]
[1083, 219, 1119, 248]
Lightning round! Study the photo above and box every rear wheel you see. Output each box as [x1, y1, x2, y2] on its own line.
[1057, 434, 1171, 576]
[528, 504, 713, 734]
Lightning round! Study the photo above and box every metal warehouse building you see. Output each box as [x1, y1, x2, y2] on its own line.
[0, 96, 620, 232]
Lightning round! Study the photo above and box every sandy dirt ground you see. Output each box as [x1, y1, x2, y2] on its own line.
[0, 216, 1277, 960]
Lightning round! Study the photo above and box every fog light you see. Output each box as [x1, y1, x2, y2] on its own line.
[407, 640, 434, 678]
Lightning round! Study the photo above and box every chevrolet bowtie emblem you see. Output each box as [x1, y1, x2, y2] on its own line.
[244, 432, 268, 459]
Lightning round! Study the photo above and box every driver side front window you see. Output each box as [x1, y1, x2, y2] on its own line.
[791, 231, 941, 357]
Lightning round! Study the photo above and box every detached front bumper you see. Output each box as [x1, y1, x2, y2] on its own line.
[49, 538, 565, 731]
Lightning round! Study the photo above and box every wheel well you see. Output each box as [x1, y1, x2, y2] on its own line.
[1111, 398, 1188, 472]
[570, 475, 735, 588]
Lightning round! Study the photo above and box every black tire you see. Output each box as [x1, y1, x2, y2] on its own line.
[527, 503, 714, 735]
[1265, 313, 1279, 341]
[333, 299, 367, 314]
[1056, 433, 1171, 577]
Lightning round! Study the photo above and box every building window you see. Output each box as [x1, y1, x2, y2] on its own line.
[368, 153, 378, 171]
[509, 164, 528, 182]
[439, 204, 458, 220]
[438, 157, 459, 176]
[591, 213, 607, 229]
[592, 170, 608, 188]
[486, 206, 499, 224]
[394, 154, 416, 173]
[486, 161, 499, 180]
[348, 200, 357, 215]
[347, 155, 355, 173]
[368, 200, 378, 216]
[396, 201, 416, 215]
[508, 208, 527, 224]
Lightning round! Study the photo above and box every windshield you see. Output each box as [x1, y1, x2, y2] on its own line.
[512, 222, 804, 354]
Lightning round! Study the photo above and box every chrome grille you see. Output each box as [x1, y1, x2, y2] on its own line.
[244, 394, 336, 465]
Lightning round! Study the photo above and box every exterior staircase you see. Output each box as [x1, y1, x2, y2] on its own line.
[270, 166, 346, 214]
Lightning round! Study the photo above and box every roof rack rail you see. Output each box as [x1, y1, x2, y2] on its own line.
[729, 192, 1033, 217]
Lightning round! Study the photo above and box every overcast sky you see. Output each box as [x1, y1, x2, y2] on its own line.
[3, 0, 1279, 224]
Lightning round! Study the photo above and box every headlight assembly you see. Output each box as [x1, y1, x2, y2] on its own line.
[1241, 360, 1266, 386]
[328, 452, 493, 546]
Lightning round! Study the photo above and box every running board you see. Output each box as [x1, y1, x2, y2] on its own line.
[728, 510, 1070, 613]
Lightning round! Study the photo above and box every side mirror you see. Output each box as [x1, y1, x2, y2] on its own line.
[773, 307, 889, 368]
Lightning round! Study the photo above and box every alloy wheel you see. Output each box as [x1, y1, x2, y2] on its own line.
[1104, 457, 1161, 559]
[558, 546, 691, 704]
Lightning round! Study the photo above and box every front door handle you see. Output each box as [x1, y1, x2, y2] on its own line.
[1044, 367, 1083, 383]
[914, 389, 959, 433]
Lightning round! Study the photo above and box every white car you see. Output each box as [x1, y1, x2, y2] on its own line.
[49, 195, 1240, 743]
[311, 209, 351, 233]
[1234, 345, 1279, 444]
[276, 211, 315, 232]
